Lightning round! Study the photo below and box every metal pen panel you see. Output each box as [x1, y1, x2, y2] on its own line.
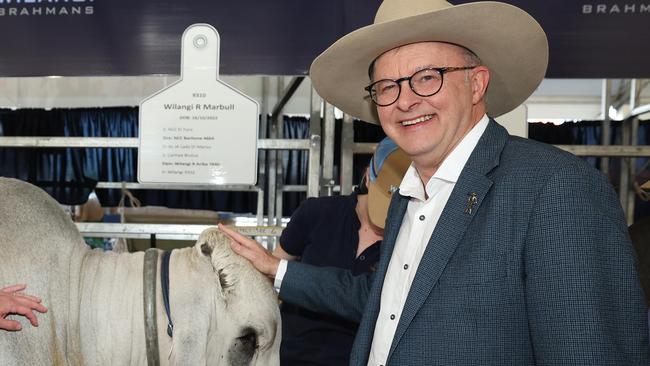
[321, 103, 336, 196]
[308, 87, 323, 198]
[340, 114, 354, 195]
[600, 79, 612, 176]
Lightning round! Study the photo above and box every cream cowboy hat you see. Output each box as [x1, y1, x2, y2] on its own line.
[310, 0, 548, 124]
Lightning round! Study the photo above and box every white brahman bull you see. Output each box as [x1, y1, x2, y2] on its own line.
[0, 177, 280, 365]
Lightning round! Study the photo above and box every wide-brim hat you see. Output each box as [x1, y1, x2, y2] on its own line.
[310, 0, 548, 124]
[367, 139, 411, 228]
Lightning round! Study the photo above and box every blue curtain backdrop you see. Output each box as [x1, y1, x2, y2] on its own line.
[280, 116, 309, 215]
[0, 108, 255, 212]
[0, 109, 320, 214]
[0, 108, 648, 219]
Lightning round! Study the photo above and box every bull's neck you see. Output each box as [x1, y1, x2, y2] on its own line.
[76, 248, 190, 365]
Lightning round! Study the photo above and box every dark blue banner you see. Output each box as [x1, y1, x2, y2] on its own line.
[0, 0, 648, 78]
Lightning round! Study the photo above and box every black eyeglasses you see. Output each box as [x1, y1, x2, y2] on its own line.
[364, 66, 477, 107]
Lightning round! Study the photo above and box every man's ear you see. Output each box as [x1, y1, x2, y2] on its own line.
[471, 66, 490, 104]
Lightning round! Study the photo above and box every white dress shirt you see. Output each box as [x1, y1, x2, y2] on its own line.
[367, 115, 489, 366]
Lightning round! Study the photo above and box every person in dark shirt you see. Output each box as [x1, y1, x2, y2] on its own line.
[272, 137, 409, 366]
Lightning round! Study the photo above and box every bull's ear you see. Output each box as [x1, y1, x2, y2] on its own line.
[194, 235, 216, 261]
[194, 228, 239, 296]
[199, 241, 214, 257]
[194, 227, 221, 258]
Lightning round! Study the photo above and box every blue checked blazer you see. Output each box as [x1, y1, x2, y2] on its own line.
[280, 119, 650, 365]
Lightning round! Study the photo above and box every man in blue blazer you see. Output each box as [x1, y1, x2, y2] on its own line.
[221, 0, 650, 364]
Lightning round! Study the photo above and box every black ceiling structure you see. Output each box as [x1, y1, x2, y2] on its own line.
[0, 0, 648, 78]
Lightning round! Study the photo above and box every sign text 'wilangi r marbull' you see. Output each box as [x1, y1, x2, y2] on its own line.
[0, 177, 280, 365]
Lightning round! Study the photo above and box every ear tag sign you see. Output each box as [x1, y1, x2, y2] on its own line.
[138, 24, 258, 185]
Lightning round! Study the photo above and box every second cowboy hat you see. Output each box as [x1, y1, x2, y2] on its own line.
[367, 137, 411, 228]
[310, 0, 549, 124]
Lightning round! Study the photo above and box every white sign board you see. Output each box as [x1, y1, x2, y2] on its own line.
[138, 24, 258, 185]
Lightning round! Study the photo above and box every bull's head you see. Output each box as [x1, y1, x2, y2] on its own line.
[164, 227, 281, 365]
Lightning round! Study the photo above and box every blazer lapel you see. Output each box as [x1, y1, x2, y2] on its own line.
[387, 119, 508, 360]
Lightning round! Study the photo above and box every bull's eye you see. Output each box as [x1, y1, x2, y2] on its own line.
[238, 331, 258, 350]
[228, 327, 258, 365]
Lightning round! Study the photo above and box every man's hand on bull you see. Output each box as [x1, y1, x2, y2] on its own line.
[0, 284, 48, 331]
[218, 224, 280, 279]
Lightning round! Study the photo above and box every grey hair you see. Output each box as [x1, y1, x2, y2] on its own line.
[460, 47, 488, 108]
[460, 47, 482, 68]
[460, 47, 482, 82]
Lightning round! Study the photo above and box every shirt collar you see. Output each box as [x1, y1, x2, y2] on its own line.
[399, 114, 490, 200]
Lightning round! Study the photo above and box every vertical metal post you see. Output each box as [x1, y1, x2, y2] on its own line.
[321, 103, 336, 196]
[275, 87, 285, 228]
[619, 108, 630, 214]
[257, 76, 270, 226]
[600, 79, 611, 177]
[267, 77, 281, 227]
[308, 135, 322, 198]
[268, 76, 304, 225]
[308, 87, 322, 198]
[626, 79, 639, 224]
[340, 114, 355, 195]
[256, 188, 265, 230]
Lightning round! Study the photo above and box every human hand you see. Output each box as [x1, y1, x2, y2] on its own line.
[0, 284, 48, 331]
[218, 224, 280, 279]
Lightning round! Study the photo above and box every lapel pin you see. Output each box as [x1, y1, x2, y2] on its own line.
[464, 192, 478, 215]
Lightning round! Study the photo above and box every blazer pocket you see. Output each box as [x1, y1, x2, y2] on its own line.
[437, 257, 507, 286]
